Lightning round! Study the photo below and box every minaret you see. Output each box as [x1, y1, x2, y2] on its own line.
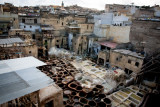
[62, 1, 64, 8]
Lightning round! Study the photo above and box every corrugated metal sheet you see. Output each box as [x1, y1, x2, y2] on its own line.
[0, 67, 53, 104]
[0, 38, 24, 45]
[0, 56, 46, 74]
[98, 41, 118, 49]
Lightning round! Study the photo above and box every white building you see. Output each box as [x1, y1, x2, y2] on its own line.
[113, 14, 129, 26]
[20, 23, 41, 33]
[93, 13, 130, 38]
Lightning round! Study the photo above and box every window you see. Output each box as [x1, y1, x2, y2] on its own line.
[29, 51, 31, 54]
[24, 26, 26, 28]
[125, 68, 133, 75]
[45, 100, 53, 107]
[22, 19, 25, 23]
[128, 59, 131, 64]
[101, 45, 106, 50]
[116, 58, 119, 61]
[91, 26, 92, 29]
[57, 40, 59, 42]
[62, 22, 63, 26]
[13, 18, 15, 21]
[30, 26, 32, 28]
[32, 34, 35, 39]
[87, 25, 89, 29]
[57, 21, 58, 24]
[34, 19, 37, 24]
[135, 62, 139, 67]
[97, 49, 99, 53]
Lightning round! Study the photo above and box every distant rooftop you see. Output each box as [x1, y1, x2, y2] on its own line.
[0, 38, 24, 45]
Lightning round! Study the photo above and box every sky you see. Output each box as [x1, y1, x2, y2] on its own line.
[0, 0, 159, 10]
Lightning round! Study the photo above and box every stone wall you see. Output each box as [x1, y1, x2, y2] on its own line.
[130, 20, 160, 55]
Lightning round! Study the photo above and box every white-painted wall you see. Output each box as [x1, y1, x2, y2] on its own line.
[94, 13, 113, 37]
[113, 15, 129, 26]
[94, 13, 113, 25]
[68, 33, 73, 50]
[20, 23, 41, 32]
[154, 7, 160, 17]
[93, 13, 130, 37]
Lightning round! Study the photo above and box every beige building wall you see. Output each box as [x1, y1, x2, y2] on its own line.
[78, 23, 94, 34]
[41, 18, 61, 30]
[22, 45, 38, 58]
[109, 50, 144, 73]
[41, 16, 74, 31]
[39, 84, 63, 107]
[97, 50, 110, 66]
[106, 26, 130, 43]
[74, 17, 86, 24]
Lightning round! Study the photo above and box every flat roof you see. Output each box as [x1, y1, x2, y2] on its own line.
[113, 49, 144, 59]
[0, 67, 53, 104]
[67, 26, 80, 29]
[0, 38, 24, 45]
[0, 56, 46, 74]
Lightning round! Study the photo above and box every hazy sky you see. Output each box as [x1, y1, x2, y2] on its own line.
[0, 0, 159, 10]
